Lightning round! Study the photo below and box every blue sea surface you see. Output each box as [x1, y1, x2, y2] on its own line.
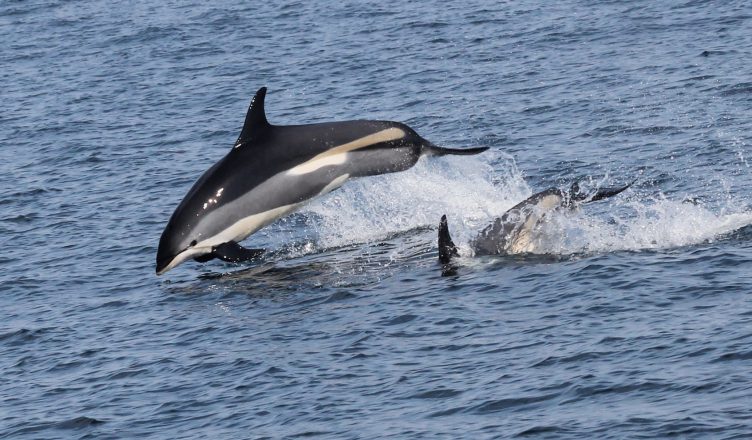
[2, 1, 752, 438]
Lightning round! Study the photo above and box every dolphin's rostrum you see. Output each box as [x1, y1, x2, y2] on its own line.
[157, 87, 488, 274]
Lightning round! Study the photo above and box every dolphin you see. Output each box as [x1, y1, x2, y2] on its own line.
[156, 87, 489, 274]
[438, 180, 634, 264]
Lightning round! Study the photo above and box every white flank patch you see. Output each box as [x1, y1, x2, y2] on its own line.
[287, 127, 405, 176]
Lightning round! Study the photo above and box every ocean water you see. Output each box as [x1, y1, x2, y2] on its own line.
[2, 1, 752, 438]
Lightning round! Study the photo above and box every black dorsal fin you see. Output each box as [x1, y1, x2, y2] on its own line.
[235, 87, 270, 146]
[438, 215, 459, 264]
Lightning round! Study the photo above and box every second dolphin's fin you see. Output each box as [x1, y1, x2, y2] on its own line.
[438, 215, 459, 264]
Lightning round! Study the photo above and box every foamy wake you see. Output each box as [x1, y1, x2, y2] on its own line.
[296, 150, 752, 257]
[535, 198, 752, 255]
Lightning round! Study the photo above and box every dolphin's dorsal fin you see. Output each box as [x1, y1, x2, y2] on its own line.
[235, 87, 270, 146]
[438, 215, 459, 264]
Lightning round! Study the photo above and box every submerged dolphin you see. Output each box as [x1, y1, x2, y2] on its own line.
[438, 180, 633, 264]
[157, 87, 488, 274]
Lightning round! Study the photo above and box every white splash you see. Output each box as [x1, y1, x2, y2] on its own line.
[534, 197, 752, 255]
[289, 150, 752, 257]
[302, 150, 530, 250]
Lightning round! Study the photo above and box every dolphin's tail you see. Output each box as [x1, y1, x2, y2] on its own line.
[590, 179, 636, 202]
[423, 142, 489, 156]
[438, 215, 459, 264]
[570, 179, 636, 204]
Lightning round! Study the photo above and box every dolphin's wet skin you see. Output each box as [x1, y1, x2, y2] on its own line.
[156, 87, 488, 274]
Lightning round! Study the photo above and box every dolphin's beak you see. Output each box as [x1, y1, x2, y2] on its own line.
[156, 251, 188, 275]
[156, 240, 181, 275]
[156, 254, 174, 275]
[156, 246, 212, 275]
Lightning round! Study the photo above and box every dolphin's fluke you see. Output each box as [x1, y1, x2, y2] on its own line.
[569, 179, 635, 204]
[590, 179, 636, 202]
[423, 143, 489, 157]
[212, 241, 265, 263]
[438, 215, 459, 264]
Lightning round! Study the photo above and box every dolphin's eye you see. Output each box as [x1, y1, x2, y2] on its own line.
[190, 240, 197, 247]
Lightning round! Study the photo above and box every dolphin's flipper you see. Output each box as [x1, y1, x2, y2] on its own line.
[212, 241, 265, 263]
[590, 179, 636, 202]
[423, 143, 489, 156]
[438, 215, 459, 264]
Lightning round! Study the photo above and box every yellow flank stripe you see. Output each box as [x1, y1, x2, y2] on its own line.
[287, 127, 405, 176]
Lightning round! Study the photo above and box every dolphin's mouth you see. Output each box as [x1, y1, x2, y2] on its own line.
[156, 258, 171, 275]
[156, 246, 212, 275]
[156, 256, 179, 276]
[156, 253, 182, 276]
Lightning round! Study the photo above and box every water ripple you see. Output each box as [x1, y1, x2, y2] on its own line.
[2, 0, 752, 438]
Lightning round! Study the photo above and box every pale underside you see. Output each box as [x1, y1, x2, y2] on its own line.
[496, 193, 563, 254]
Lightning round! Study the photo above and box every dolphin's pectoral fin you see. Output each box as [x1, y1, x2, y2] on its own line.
[193, 253, 215, 263]
[191, 242, 264, 265]
[235, 87, 271, 147]
[212, 241, 265, 263]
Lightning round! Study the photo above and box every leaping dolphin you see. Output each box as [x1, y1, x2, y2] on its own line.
[156, 87, 489, 275]
[438, 180, 634, 264]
